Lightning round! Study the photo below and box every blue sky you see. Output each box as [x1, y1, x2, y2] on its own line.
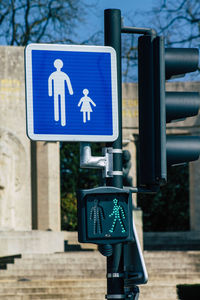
[73, 0, 156, 80]
[76, 0, 156, 43]
[86, 0, 156, 19]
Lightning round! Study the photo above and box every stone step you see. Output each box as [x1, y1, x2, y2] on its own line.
[148, 271, 200, 282]
[21, 252, 100, 259]
[7, 262, 105, 271]
[8, 252, 200, 268]
[146, 267, 200, 274]
[145, 261, 200, 270]
[0, 286, 105, 295]
[0, 294, 104, 300]
[139, 284, 177, 299]
[0, 278, 106, 288]
[0, 249, 199, 300]
[144, 232, 200, 251]
[19, 250, 200, 263]
[0, 270, 106, 280]
[3, 265, 198, 275]
[0, 294, 102, 300]
[13, 258, 199, 269]
[144, 251, 200, 270]
[144, 253, 200, 262]
[0, 284, 178, 300]
[0, 276, 104, 281]
[144, 250, 200, 258]
[13, 257, 105, 265]
[18, 252, 104, 258]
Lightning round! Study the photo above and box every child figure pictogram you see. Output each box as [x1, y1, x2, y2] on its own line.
[78, 89, 96, 123]
[109, 198, 126, 233]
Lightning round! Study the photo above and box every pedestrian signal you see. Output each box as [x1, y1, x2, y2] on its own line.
[77, 187, 134, 244]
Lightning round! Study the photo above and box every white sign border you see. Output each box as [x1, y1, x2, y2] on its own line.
[25, 43, 119, 142]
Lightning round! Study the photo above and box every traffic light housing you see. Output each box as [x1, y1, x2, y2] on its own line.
[77, 187, 134, 244]
[138, 35, 200, 188]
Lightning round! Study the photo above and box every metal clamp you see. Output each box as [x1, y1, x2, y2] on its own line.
[111, 149, 123, 154]
[80, 143, 113, 178]
[106, 295, 126, 299]
[102, 147, 113, 178]
[108, 170, 123, 176]
[105, 148, 123, 177]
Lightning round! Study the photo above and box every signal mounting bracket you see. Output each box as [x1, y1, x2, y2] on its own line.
[80, 142, 113, 178]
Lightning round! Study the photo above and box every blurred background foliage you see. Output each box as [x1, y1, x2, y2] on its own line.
[61, 141, 190, 232]
[60, 142, 102, 230]
[137, 164, 189, 232]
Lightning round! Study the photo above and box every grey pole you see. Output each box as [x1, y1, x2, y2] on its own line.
[104, 9, 124, 300]
[104, 9, 123, 189]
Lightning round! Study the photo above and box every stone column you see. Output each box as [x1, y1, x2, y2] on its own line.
[36, 141, 61, 231]
[0, 46, 31, 230]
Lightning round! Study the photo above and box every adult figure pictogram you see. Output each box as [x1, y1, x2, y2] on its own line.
[78, 89, 96, 123]
[48, 59, 73, 126]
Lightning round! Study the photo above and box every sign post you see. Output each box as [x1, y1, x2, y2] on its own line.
[25, 44, 118, 142]
[104, 9, 125, 300]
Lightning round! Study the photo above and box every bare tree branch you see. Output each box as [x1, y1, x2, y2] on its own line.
[0, 0, 96, 46]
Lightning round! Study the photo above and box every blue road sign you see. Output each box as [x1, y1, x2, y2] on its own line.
[25, 44, 118, 142]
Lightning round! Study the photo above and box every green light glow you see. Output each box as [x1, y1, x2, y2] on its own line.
[109, 198, 126, 233]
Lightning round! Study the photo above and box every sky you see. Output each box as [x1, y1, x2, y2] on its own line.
[76, 0, 156, 43]
[73, 0, 156, 80]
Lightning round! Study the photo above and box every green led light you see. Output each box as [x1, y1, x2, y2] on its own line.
[109, 198, 126, 234]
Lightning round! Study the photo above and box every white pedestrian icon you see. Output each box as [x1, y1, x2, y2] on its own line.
[78, 89, 96, 123]
[48, 59, 73, 126]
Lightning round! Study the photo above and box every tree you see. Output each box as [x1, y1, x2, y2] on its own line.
[137, 164, 190, 232]
[122, 0, 200, 81]
[0, 0, 89, 45]
[151, 0, 200, 48]
[60, 142, 102, 198]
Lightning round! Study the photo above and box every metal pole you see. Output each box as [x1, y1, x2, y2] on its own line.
[104, 9, 124, 300]
[104, 9, 123, 188]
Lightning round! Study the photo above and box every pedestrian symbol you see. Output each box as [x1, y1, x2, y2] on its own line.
[78, 89, 96, 123]
[25, 43, 118, 142]
[48, 59, 73, 127]
[109, 198, 126, 233]
[90, 199, 104, 234]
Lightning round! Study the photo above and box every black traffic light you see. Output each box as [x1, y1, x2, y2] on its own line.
[138, 34, 200, 187]
[138, 35, 156, 187]
[77, 187, 134, 244]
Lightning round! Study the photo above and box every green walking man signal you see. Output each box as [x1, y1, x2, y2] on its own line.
[109, 198, 126, 234]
